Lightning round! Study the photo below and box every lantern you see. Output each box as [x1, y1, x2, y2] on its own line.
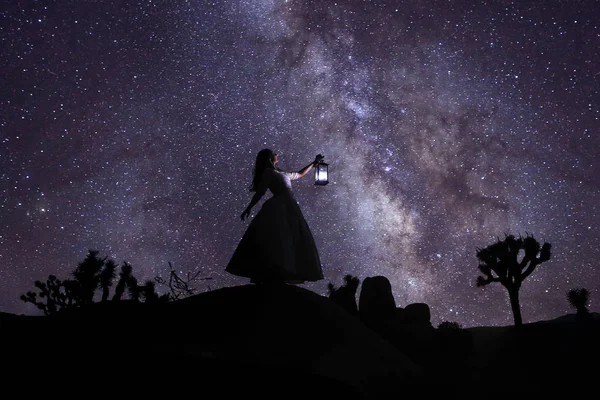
[314, 160, 329, 186]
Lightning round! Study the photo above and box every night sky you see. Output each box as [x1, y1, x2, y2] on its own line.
[1, 1, 598, 327]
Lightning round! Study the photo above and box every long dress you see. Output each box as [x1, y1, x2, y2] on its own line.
[226, 167, 324, 284]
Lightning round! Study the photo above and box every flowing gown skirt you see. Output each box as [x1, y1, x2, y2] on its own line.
[226, 194, 324, 283]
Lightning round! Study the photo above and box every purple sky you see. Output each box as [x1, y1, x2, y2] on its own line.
[1, 1, 598, 327]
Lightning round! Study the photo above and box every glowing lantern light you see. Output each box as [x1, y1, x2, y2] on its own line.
[314, 160, 329, 186]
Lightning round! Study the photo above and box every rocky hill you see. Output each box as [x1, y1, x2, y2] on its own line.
[1, 283, 598, 399]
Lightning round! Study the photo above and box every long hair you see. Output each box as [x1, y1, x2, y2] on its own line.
[249, 148, 276, 192]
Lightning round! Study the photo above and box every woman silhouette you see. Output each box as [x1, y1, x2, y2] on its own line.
[226, 149, 325, 284]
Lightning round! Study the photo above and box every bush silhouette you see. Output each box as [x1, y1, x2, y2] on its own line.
[139, 280, 170, 303]
[567, 288, 592, 324]
[153, 261, 212, 300]
[437, 321, 462, 330]
[327, 274, 360, 316]
[476, 234, 551, 326]
[567, 288, 589, 313]
[435, 321, 473, 362]
[20, 250, 162, 314]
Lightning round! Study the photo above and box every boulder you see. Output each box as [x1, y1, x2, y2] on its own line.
[397, 302, 432, 325]
[358, 275, 396, 321]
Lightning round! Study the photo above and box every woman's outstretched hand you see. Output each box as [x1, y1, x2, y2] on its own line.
[313, 154, 325, 165]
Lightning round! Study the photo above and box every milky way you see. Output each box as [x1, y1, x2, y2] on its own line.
[1, 1, 599, 327]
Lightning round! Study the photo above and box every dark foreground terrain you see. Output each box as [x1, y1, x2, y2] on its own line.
[1, 284, 598, 399]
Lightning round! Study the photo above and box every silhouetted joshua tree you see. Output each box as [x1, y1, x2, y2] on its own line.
[22, 252, 152, 314]
[72, 250, 106, 305]
[138, 280, 170, 303]
[99, 259, 117, 302]
[62, 279, 79, 308]
[327, 274, 360, 316]
[20, 275, 69, 315]
[127, 275, 140, 301]
[567, 288, 590, 322]
[112, 262, 133, 301]
[476, 234, 552, 326]
[140, 280, 156, 302]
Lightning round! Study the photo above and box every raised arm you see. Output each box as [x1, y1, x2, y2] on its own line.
[295, 154, 324, 179]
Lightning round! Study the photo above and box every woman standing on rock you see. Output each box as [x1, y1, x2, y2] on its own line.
[226, 149, 325, 285]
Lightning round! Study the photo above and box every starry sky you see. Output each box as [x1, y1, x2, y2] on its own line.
[1, 0, 598, 327]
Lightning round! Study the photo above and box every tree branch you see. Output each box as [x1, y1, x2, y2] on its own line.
[520, 259, 539, 281]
